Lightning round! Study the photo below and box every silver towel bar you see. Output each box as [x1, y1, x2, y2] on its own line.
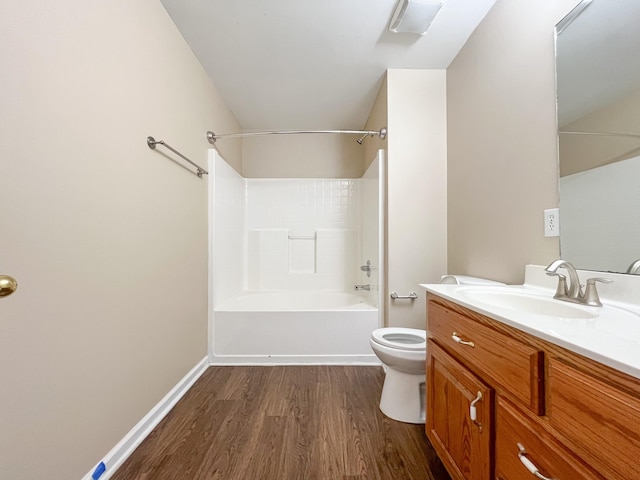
[147, 136, 208, 178]
[390, 291, 418, 300]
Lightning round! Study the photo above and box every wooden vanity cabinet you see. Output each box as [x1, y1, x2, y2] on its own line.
[426, 293, 639, 480]
[427, 340, 492, 480]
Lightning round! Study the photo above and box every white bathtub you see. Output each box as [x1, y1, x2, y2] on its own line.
[212, 291, 380, 364]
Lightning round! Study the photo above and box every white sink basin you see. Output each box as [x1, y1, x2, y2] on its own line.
[459, 287, 598, 319]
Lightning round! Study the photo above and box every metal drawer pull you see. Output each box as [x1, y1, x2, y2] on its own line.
[452, 332, 475, 347]
[469, 391, 483, 431]
[517, 443, 555, 480]
[469, 391, 482, 421]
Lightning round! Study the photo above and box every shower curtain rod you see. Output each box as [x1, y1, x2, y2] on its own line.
[206, 127, 387, 145]
[559, 131, 640, 140]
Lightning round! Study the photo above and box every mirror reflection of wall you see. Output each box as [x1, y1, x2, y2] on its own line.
[560, 156, 640, 273]
[556, 0, 640, 274]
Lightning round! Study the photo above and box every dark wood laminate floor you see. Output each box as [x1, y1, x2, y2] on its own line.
[112, 366, 451, 480]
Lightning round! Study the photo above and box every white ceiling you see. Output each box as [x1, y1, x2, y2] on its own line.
[160, 0, 496, 131]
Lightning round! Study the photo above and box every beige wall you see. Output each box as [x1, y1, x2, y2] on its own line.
[386, 70, 448, 329]
[0, 1, 241, 478]
[560, 86, 640, 176]
[242, 132, 364, 177]
[447, 0, 579, 284]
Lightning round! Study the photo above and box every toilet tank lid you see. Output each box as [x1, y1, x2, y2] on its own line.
[439, 275, 505, 285]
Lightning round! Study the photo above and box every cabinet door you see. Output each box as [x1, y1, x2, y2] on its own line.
[496, 396, 603, 480]
[427, 340, 492, 480]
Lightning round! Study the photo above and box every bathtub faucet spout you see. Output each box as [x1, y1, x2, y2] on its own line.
[354, 284, 371, 291]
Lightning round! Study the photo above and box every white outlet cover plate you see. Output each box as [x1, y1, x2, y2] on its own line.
[544, 208, 560, 237]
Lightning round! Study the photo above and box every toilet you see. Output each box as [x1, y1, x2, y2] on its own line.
[370, 327, 427, 424]
[370, 275, 504, 424]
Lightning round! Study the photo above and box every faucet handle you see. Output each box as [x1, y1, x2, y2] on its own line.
[360, 260, 372, 277]
[582, 277, 613, 307]
[546, 272, 568, 298]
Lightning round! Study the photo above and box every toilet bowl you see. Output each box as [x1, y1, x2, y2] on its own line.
[370, 327, 427, 424]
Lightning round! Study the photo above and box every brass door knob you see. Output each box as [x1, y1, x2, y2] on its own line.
[0, 275, 18, 297]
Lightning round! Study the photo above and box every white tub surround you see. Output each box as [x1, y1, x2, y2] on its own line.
[213, 291, 379, 364]
[217, 291, 373, 311]
[209, 151, 384, 365]
[421, 264, 640, 379]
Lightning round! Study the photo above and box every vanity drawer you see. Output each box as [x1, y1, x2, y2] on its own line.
[548, 359, 640, 480]
[428, 300, 543, 414]
[496, 396, 602, 480]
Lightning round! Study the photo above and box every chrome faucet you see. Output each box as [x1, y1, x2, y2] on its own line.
[545, 259, 612, 307]
[354, 284, 371, 291]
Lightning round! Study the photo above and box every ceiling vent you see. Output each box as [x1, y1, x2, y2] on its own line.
[389, 0, 444, 35]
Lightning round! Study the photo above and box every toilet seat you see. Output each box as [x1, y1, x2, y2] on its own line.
[371, 327, 426, 351]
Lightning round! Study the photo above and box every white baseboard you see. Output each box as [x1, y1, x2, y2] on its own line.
[81, 356, 209, 480]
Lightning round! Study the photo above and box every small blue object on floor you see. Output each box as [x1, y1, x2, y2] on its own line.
[92, 462, 106, 480]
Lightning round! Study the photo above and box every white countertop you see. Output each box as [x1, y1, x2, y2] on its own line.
[420, 266, 640, 380]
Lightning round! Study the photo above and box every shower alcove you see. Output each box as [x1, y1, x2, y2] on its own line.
[208, 149, 384, 364]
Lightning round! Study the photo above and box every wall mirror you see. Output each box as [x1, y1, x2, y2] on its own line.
[556, 0, 640, 274]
